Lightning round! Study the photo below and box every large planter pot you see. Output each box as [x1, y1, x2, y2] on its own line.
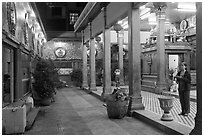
[158, 96, 174, 121]
[106, 94, 129, 119]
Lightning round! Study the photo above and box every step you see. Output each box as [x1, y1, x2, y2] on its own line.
[132, 110, 192, 135]
[25, 107, 40, 131]
[142, 80, 156, 87]
[141, 85, 156, 93]
[142, 75, 157, 81]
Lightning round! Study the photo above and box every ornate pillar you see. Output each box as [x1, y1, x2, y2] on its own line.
[89, 22, 97, 92]
[155, 3, 167, 93]
[190, 2, 202, 135]
[127, 3, 144, 114]
[101, 6, 112, 99]
[82, 31, 88, 89]
[118, 31, 125, 85]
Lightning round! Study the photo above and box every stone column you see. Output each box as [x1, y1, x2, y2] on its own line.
[10, 50, 14, 103]
[15, 48, 22, 101]
[101, 6, 112, 100]
[82, 31, 88, 89]
[165, 52, 169, 81]
[127, 3, 144, 114]
[190, 2, 202, 135]
[89, 22, 97, 92]
[118, 31, 125, 86]
[155, 5, 167, 93]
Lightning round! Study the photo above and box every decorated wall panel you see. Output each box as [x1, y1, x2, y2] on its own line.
[42, 40, 82, 60]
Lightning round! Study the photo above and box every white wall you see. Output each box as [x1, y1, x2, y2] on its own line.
[169, 55, 179, 70]
[98, 30, 151, 45]
[110, 30, 150, 44]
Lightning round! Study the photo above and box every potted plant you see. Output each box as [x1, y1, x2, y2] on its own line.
[70, 69, 82, 87]
[106, 87, 129, 119]
[32, 58, 59, 106]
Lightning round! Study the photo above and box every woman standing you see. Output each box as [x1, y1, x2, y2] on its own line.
[175, 62, 191, 116]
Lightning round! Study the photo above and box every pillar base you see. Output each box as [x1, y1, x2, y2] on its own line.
[127, 96, 144, 116]
[101, 87, 112, 101]
[155, 83, 167, 94]
[82, 83, 89, 90]
[89, 86, 97, 92]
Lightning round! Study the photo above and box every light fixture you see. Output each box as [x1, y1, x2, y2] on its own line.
[139, 5, 146, 10]
[140, 8, 151, 20]
[176, 8, 196, 12]
[148, 13, 157, 25]
[123, 24, 128, 29]
[117, 20, 123, 24]
[113, 24, 123, 33]
[95, 36, 101, 43]
[149, 22, 157, 25]
[140, 11, 151, 20]
[177, 2, 196, 12]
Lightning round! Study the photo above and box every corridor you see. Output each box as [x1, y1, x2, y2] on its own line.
[24, 87, 166, 135]
[2, 2, 201, 135]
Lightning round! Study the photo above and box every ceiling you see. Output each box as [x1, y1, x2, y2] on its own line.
[35, 2, 196, 35]
[35, 2, 87, 32]
[118, 2, 196, 31]
[140, 2, 196, 31]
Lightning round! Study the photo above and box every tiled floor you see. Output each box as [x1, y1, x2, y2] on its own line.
[95, 86, 196, 128]
[24, 87, 167, 135]
[141, 91, 196, 128]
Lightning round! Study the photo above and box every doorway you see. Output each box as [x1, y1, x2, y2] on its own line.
[2, 46, 14, 106]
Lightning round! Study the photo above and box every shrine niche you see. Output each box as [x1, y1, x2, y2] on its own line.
[141, 12, 196, 93]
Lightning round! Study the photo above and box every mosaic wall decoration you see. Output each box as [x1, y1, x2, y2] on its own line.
[42, 40, 83, 60]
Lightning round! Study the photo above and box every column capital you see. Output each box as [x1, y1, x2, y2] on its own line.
[118, 31, 124, 38]
[154, 3, 167, 20]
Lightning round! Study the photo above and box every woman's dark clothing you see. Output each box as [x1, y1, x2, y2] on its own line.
[176, 71, 191, 114]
